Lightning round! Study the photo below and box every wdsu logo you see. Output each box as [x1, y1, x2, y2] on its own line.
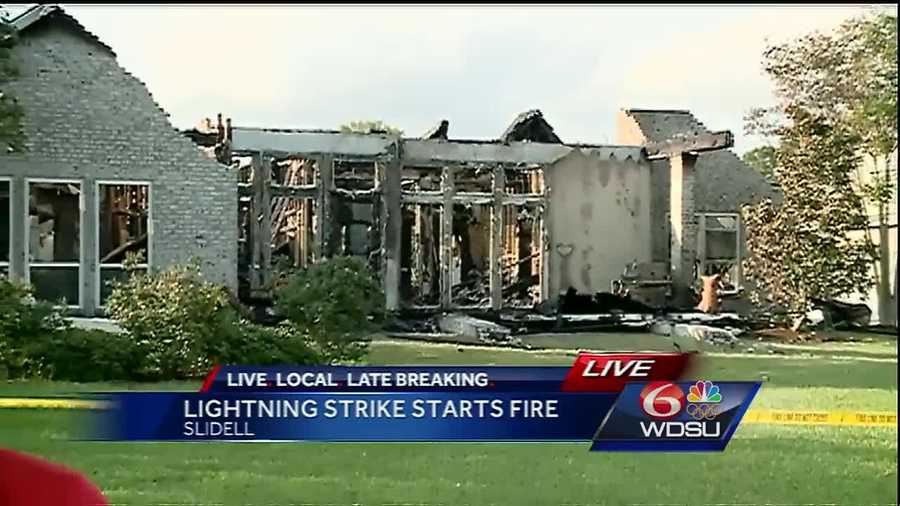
[637, 381, 722, 438]
[590, 380, 760, 451]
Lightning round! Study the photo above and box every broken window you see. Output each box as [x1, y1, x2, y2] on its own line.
[236, 155, 254, 284]
[332, 160, 379, 265]
[500, 168, 545, 307]
[501, 204, 544, 307]
[698, 213, 741, 291]
[28, 181, 82, 306]
[271, 158, 317, 271]
[504, 167, 544, 195]
[451, 202, 491, 307]
[98, 183, 150, 306]
[0, 179, 9, 278]
[400, 203, 442, 307]
[454, 166, 492, 193]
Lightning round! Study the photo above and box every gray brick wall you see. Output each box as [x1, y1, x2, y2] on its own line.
[649, 151, 781, 263]
[0, 20, 237, 315]
[668, 153, 697, 302]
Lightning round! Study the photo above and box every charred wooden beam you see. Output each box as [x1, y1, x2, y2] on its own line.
[232, 127, 643, 167]
[238, 182, 317, 199]
[440, 166, 454, 308]
[421, 119, 449, 141]
[314, 155, 334, 261]
[249, 152, 273, 298]
[453, 192, 493, 204]
[401, 192, 443, 205]
[401, 191, 515, 206]
[403, 140, 572, 166]
[272, 184, 317, 199]
[232, 128, 395, 158]
[490, 165, 505, 310]
[501, 194, 545, 206]
[369, 162, 384, 280]
[333, 188, 377, 202]
[382, 141, 403, 311]
[645, 131, 734, 159]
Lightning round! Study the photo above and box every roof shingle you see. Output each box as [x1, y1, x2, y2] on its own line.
[624, 108, 711, 144]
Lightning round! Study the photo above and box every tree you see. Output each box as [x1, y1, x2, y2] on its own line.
[743, 12, 897, 323]
[742, 145, 777, 183]
[0, 23, 24, 152]
[742, 108, 875, 318]
[339, 120, 403, 136]
[275, 256, 384, 365]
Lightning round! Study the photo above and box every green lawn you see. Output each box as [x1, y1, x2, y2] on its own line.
[1, 335, 897, 505]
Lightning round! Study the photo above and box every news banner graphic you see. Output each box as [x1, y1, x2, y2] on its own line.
[90, 353, 761, 452]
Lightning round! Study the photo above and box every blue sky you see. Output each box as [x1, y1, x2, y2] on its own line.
[25, 4, 897, 152]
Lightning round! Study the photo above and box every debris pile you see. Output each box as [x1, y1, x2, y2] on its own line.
[385, 287, 754, 349]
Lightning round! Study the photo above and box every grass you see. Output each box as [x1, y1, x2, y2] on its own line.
[0, 334, 897, 505]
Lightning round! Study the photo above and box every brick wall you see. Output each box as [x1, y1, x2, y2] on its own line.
[0, 19, 237, 315]
[668, 153, 697, 302]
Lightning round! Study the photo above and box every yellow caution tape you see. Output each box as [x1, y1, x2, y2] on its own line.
[742, 409, 897, 427]
[0, 399, 896, 428]
[0, 398, 110, 410]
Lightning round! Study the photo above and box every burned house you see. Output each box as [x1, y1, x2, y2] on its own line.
[616, 110, 780, 298]
[215, 108, 776, 312]
[1, 5, 778, 318]
[0, 5, 237, 315]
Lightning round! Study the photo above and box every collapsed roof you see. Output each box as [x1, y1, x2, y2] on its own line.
[499, 109, 561, 144]
[623, 108, 713, 143]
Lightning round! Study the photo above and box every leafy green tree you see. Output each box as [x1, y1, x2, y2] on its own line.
[0, 23, 24, 152]
[339, 120, 403, 136]
[742, 108, 875, 318]
[276, 256, 384, 364]
[742, 145, 777, 183]
[743, 12, 897, 323]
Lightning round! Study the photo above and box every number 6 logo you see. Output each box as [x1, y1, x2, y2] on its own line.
[639, 382, 685, 419]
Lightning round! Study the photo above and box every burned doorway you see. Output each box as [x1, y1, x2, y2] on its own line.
[500, 167, 546, 308]
[331, 159, 380, 269]
[238, 155, 320, 298]
[398, 164, 547, 310]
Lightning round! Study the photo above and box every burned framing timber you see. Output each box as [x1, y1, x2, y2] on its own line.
[203, 109, 761, 313]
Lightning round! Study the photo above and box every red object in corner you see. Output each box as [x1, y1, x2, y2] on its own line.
[0, 448, 108, 506]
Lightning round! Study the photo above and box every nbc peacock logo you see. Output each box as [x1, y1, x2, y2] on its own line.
[687, 380, 722, 403]
[686, 380, 722, 420]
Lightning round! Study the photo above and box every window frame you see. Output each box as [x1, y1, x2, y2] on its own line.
[0, 177, 10, 274]
[24, 177, 85, 309]
[697, 212, 742, 293]
[95, 180, 153, 309]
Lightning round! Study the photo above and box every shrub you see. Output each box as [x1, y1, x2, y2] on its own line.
[216, 321, 320, 366]
[25, 328, 143, 382]
[0, 276, 69, 378]
[104, 260, 240, 379]
[276, 256, 384, 364]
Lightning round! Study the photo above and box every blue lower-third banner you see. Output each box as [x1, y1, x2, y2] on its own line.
[87, 380, 760, 452]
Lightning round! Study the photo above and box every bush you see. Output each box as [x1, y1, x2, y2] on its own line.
[0, 276, 69, 378]
[106, 259, 322, 378]
[104, 260, 241, 379]
[276, 256, 384, 364]
[25, 328, 143, 382]
[2, 264, 323, 381]
[216, 321, 320, 366]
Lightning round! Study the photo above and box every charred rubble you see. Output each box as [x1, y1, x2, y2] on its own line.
[181, 110, 879, 349]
